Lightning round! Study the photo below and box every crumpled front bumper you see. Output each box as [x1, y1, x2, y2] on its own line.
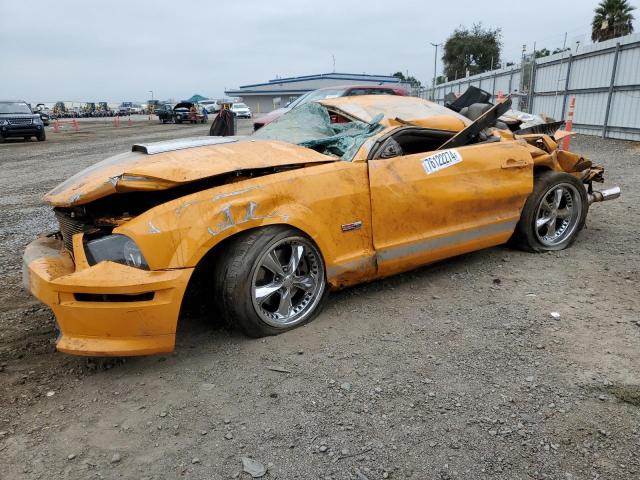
[22, 235, 193, 356]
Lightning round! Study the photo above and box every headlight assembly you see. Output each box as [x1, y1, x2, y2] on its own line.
[84, 234, 149, 269]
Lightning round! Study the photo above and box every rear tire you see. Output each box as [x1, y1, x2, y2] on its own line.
[213, 227, 329, 337]
[512, 171, 588, 252]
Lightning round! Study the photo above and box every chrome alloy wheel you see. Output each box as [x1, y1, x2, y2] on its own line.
[250, 237, 325, 328]
[535, 183, 582, 247]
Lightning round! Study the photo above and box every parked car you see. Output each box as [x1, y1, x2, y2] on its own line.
[155, 103, 175, 123]
[173, 102, 205, 124]
[199, 100, 221, 113]
[230, 102, 251, 118]
[117, 102, 143, 116]
[32, 103, 50, 126]
[129, 104, 144, 115]
[253, 84, 407, 130]
[23, 93, 620, 356]
[0, 100, 46, 142]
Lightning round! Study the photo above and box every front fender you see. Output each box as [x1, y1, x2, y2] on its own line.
[116, 162, 376, 284]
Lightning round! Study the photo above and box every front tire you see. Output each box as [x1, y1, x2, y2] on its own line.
[37, 131, 46, 142]
[513, 171, 588, 252]
[214, 227, 328, 337]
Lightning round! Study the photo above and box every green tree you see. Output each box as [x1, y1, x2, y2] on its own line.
[392, 72, 422, 88]
[592, 0, 635, 42]
[535, 48, 551, 58]
[442, 24, 502, 79]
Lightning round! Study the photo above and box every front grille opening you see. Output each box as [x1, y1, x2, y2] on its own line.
[54, 209, 92, 253]
[9, 118, 33, 125]
[74, 292, 155, 302]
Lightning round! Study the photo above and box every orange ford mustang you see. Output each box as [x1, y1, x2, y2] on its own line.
[22, 95, 620, 356]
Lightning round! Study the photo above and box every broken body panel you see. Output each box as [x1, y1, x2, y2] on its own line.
[23, 95, 618, 356]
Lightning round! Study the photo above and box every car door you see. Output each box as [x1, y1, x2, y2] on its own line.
[368, 140, 533, 277]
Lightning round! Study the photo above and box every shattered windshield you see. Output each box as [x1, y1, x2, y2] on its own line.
[252, 102, 383, 160]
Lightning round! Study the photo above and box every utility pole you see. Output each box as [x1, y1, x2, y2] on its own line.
[331, 54, 336, 73]
[430, 42, 441, 101]
[149, 90, 154, 101]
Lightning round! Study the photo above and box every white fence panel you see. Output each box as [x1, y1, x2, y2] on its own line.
[569, 53, 615, 90]
[430, 32, 640, 141]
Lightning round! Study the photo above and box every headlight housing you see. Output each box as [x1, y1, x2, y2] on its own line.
[0, 119, 7, 126]
[85, 234, 149, 269]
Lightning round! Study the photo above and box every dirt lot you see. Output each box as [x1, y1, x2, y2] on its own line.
[0, 121, 638, 480]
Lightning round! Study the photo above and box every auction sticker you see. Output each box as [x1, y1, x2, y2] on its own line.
[421, 149, 463, 175]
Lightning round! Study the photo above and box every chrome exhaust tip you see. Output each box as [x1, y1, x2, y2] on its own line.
[588, 186, 621, 205]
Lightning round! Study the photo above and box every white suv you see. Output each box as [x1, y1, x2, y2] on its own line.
[230, 103, 252, 118]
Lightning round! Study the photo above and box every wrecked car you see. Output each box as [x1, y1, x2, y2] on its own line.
[446, 86, 563, 135]
[23, 94, 620, 356]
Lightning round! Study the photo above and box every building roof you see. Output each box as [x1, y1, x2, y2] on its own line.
[187, 94, 208, 103]
[226, 72, 408, 96]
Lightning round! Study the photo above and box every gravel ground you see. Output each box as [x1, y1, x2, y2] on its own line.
[0, 123, 638, 480]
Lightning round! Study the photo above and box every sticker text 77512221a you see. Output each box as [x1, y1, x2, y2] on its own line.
[421, 149, 463, 175]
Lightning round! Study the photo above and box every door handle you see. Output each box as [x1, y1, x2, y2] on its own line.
[501, 158, 528, 169]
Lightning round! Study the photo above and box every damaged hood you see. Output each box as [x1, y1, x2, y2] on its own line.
[319, 95, 470, 131]
[45, 137, 334, 207]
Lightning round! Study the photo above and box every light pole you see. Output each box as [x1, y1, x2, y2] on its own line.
[149, 90, 154, 101]
[430, 42, 441, 101]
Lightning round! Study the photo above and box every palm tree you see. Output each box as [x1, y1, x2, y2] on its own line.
[592, 0, 636, 42]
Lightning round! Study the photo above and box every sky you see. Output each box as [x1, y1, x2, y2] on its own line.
[0, 0, 631, 103]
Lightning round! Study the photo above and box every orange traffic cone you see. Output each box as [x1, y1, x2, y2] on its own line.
[72, 118, 79, 132]
[53, 119, 60, 133]
[127, 116, 133, 127]
[562, 97, 576, 150]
